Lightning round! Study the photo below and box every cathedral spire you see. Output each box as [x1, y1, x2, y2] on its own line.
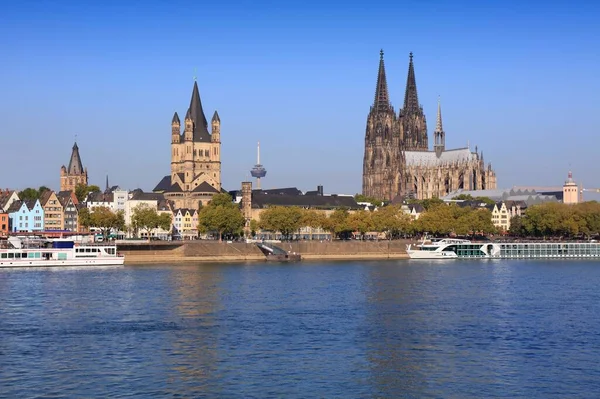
[373, 49, 391, 112]
[105, 175, 109, 192]
[189, 81, 211, 142]
[403, 52, 420, 113]
[435, 96, 443, 132]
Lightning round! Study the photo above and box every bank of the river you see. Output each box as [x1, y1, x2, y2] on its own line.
[118, 240, 412, 264]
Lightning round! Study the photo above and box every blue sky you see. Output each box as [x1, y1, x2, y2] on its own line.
[1, 0, 599, 199]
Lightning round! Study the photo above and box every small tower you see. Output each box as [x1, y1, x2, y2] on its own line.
[60, 142, 88, 192]
[434, 96, 445, 157]
[184, 109, 193, 142]
[250, 141, 267, 189]
[171, 112, 181, 144]
[563, 171, 579, 204]
[211, 111, 220, 143]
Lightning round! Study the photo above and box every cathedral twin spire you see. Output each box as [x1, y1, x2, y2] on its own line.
[402, 52, 421, 114]
[373, 50, 391, 113]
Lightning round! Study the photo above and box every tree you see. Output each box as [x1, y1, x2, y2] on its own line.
[78, 207, 92, 231]
[75, 183, 101, 203]
[372, 205, 413, 239]
[258, 206, 303, 240]
[88, 207, 125, 239]
[249, 219, 259, 237]
[346, 210, 374, 239]
[197, 193, 245, 241]
[323, 208, 353, 240]
[19, 186, 50, 201]
[131, 204, 171, 240]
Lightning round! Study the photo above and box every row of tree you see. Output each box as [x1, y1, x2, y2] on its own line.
[79, 204, 171, 240]
[19, 184, 101, 203]
[510, 202, 600, 238]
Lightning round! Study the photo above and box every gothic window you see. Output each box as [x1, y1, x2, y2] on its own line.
[204, 149, 209, 157]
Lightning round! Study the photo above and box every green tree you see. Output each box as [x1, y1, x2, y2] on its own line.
[131, 204, 172, 240]
[75, 183, 101, 203]
[19, 186, 50, 201]
[197, 193, 245, 241]
[78, 207, 92, 230]
[249, 219, 259, 237]
[323, 208, 353, 239]
[258, 206, 303, 240]
[346, 210, 374, 239]
[421, 197, 444, 211]
[372, 205, 412, 239]
[85, 206, 125, 238]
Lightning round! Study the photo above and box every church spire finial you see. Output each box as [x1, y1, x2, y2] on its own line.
[435, 95, 443, 132]
[373, 49, 391, 112]
[403, 52, 420, 113]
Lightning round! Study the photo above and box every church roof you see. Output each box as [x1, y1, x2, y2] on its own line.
[153, 176, 171, 192]
[193, 182, 219, 193]
[67, 142, 85, 175]
[405, 147, 475, 166]
[189, 81, 211, 143]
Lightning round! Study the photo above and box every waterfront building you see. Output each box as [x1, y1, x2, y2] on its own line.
[0, 212, 8, 237]
[40, 191, 64, 231]
[87, 186, 129, 212]
[60, 142, 88, 192]
[57, 191, 79, 232]
[124, 191, 165, 237]
[172, 208, 199, 240]
[7, 199, 44, 233]
[0, 189, 20, 213]
[153, 80, 222, 209]
[238, 182, 361, 239]
[362, 51, 497, 201]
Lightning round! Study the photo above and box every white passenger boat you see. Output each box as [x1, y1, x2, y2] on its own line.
[407, 238, 600, 260]
[0, 237, 125, 268]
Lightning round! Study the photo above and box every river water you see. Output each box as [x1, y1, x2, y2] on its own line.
[1, 260, 599, 398]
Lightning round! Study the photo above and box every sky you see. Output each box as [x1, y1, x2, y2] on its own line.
[1, 0, 599, 200]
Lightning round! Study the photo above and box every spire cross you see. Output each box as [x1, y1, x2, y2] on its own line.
[409, 52, 413, 61]
[380, 49, 384, 60]
[193, 68, 197, 82]
[74, 134, 77, 143]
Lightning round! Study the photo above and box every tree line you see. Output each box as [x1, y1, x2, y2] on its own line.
[509, 202, 600, 238]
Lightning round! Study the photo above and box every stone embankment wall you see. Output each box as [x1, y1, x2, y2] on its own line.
[118, 240, 413, 264]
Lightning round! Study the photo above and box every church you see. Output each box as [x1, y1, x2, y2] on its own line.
[362, 51, 497, 201]
[153, 80, 222, 209]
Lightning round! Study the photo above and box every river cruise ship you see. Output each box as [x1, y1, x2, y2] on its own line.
[407, 239, 600, 260]
[0, 237, 125, 268]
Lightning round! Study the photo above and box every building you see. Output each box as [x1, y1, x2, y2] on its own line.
[172, 208, 199, 240]
[60, 142, 88, 192]
[57, 191, 79, 231]
[239, 182, 361, 239]
[362, 51, 497, 201]
[40, 190, 63, 231]
[563, 171, 580, 204]
[0, 212, 9, 237]
[0, 189, 20, 213]
[153, 80, 222, 209]
[124, 191, 165, 237]
[442, 188, 558, 207]
[7, 199, 44, 233]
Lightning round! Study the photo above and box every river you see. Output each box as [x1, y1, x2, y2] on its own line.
[1, 260, 599, 398]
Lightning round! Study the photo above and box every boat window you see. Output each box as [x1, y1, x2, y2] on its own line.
[15, 253, 21, 258]
[1, 253, 7, 258]
[8, 253, 14, 258]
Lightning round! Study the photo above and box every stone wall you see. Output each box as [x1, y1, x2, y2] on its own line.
[118, 240, 413, 264]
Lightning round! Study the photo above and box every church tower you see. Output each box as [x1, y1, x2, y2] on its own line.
[159, 79, 222, 208]
[60, 142, 88, 192]
[433, 97, 445, 157]
[362, 50, 404, 201]
[399, 53, 428, 151]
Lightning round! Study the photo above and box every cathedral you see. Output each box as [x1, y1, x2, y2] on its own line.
[153, 80, 222, 209]
[60, 142, 88, 192]
[362, 51, 497, 201]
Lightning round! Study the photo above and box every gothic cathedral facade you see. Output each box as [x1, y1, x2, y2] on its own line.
[153, 80, 222, 209]
[362, 51, 497, 200]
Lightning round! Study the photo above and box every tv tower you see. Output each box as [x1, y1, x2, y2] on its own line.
[250, 141, 267, 189]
